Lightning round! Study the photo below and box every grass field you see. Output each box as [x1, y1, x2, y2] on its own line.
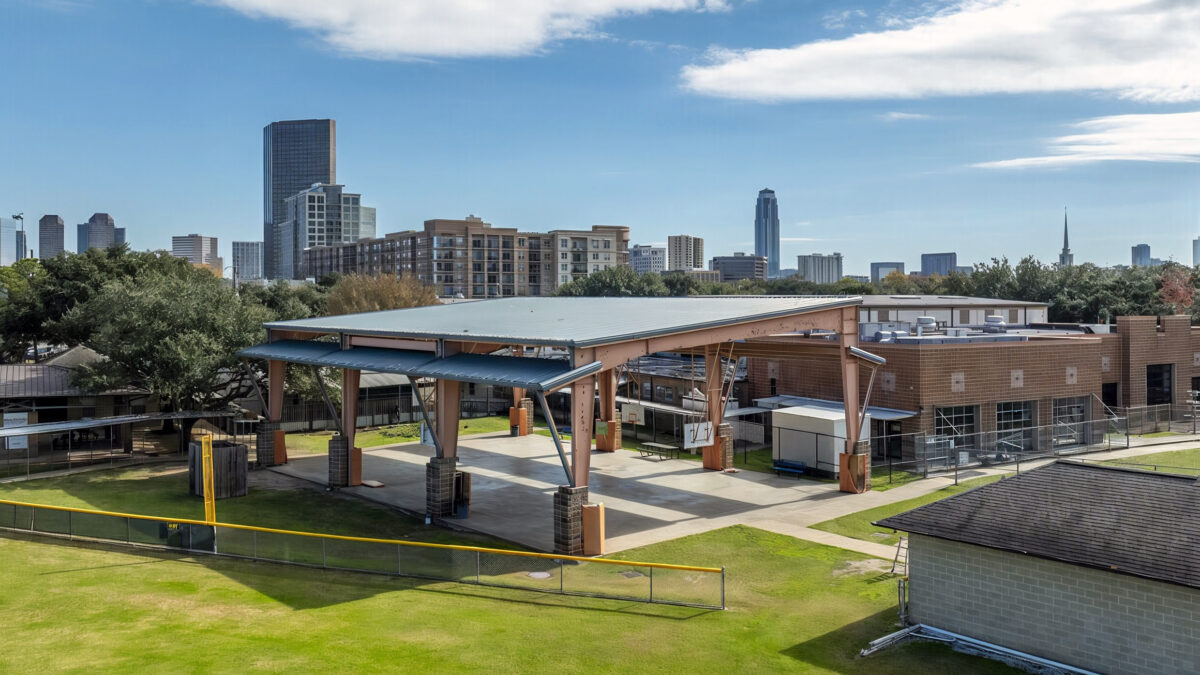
[810, 474, 1006, 547]
[1103, 447, 1200, 475]
[0, 465, 1012, 673]
[1134, 431, 1183, 439]
[287, 415, 515, 455]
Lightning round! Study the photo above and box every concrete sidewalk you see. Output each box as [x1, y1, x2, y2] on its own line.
[274, 432, 1200, 559]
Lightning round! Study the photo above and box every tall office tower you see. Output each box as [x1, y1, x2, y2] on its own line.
[754, 188, 780, 278]
[76, 213, 116, 252]
[263, 119, 336, 279]
[920, 252, 957, 276]
[0, 218, 16, 266]
[276, 183, 371, 279]
[629, 244, 666, 274]
[667, 234, 704, 271]
[232, 241, 264, 281]
[15, 230, 27, 260]
[1131, 244, 1151, 267]
[1058, 209, 1074, 267]
[797, 252, 843, 284]
[870, 262, 905, 283]
[114, 228, 126, 246]
[172, 234, 221, 266]
[39, 215, 64, 259]
[1192, 238, 1199, 267]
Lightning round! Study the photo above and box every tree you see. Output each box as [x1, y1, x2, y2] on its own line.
[554, 266, 668, 297]
[878, 270, 917, 294]
[1159, 265, 1196, 315]
[325, 274, 439, 315]
[661, 271, 698, 297]
[66, 271, 271, 413]
[0, 258, 48, 362]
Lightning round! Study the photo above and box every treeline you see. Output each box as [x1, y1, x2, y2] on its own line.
[554, 256, 1197, 323]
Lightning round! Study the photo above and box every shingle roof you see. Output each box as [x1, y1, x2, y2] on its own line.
[875, 461, 1200, 589]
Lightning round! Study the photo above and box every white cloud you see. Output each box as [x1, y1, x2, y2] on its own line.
[682, 0, 1200, 102]
[975, 111, 1200, 168]
[878, 111, 930, 121]
[822, 8, 867, 30]
[206, 0, 732, 59]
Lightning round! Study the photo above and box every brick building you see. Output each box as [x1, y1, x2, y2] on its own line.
[749, 300, 1197, 459]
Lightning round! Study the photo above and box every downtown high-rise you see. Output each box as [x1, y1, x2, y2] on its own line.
[263, 119, 336, 279]
[754, 188, 780, 278]
[39, 215, 65, 259]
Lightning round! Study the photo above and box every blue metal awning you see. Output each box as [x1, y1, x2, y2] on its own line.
[238, 340, 602, 392]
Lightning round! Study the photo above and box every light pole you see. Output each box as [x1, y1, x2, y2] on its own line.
[10, 213, 24, 259]
[224, 265, 238, 292]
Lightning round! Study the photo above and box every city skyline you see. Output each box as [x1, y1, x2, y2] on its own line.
[2, 1, 1198, 273]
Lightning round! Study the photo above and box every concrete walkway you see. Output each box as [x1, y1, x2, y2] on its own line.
[274, 433, 1200, 559]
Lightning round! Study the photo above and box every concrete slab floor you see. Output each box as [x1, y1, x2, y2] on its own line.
[273, 432, 1200, 558]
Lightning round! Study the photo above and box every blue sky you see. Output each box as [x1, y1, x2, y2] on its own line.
[2, 0, 1198, 275]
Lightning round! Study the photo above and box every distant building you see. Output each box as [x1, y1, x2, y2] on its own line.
[263, 119, 336, 279]
[114, 227, 126, 246]
[76, 213, 117, 252]
[303, 217, 629, 298]
[1058, 209, 1074, 267]
[667, 235, 704, 271]
[15, 230, 27, 260]
[754, 188, 780, 278]
[870, 262, 905, 283]
[797, 252, 843, 284]
[629, 245, 666, 274]
[232, 241, 264, 282]
[846, 275, 869, 283]
[710, 252, 767, 282]
[39, 215, 64, 259]
[684, 269, 721, 283]
[920, 252, 957, 276]
[275, 183, 373, 279]
[172, 234, 222, 273]
[0, 218, 16, 266]
[953, 265, 973, 275]
[1193, 238, 1200, 267]
[1132, 244, 1151, 267]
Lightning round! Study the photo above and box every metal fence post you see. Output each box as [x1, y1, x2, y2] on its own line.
[476, 551, 481, 585]
[125, 517, 131, 544]
[721, 566, 726, 610]
[321, 538, 327, 568]
[649, 567, 654, 603]
[397, 544, 402, 576]
[253, 530, 258, 560]
[67, 510, 72, 540]
[559, 560, 564, 594]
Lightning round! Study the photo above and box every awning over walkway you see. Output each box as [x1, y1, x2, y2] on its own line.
[753, 395, 916, 421]
[0, 411, 239, 439]
[240, 340, 603, 393]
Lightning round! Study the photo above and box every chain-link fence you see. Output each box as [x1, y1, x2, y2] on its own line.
[1115, 404, 1199, 436]
[0, 499, 725, 610]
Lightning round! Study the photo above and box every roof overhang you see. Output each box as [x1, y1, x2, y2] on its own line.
[239, 340, 602, 392]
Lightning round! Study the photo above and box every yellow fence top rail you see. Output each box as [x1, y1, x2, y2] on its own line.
[0, 498, 722, 573]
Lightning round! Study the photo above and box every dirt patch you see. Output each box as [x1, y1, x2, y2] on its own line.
[248, 469, 319, 492]
[832, 558, 891, 578]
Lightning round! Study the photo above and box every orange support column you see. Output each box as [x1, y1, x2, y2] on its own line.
[702, 347, 725, 470]
[258, 359, 287, 466]
[571, 377, 595, 487]
[342, 368, 361, 486]
[839, 307, 868, 493]
[594, 369, 620, 452]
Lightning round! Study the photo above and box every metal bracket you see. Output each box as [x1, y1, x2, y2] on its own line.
[313, 366, 344, 436]
[536, 390, 574, 487]
[408, 376, 442, 458]
[240, 359, 269, 415]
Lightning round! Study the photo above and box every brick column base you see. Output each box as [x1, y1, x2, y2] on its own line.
[426, 457, 457, 518]
[718, 422, 734, 469]
[594, 418, 621, 451]
[255, 421, 278, 467]
[855, 440, 872, 492]
[554, 485, 588, 555]
[520, 398, 535, 434]
[328, 435, 349, 487]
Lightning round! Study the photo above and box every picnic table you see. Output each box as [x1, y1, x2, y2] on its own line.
[639, 442, 679, 460]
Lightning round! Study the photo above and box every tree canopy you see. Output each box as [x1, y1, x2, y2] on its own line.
[555, 266, 668, 297]
[325, 273, 440, 314]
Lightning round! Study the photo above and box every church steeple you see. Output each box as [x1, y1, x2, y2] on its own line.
[1059, 207, 1074, 267]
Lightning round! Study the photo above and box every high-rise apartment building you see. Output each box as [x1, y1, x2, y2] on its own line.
[263, 119, 336, 279]
[797, 252, 843, 284]
[711, 252, 767, 282]
[275, 183, 373, 279]
[667, 235, 704, 271]
[1131, 244, 1151, 267]
[303, 217, 629, 298]
[870, 262, 905, 283]
[171, 234, 221, 273]
[0, 218, 16, 267]
[920, 252, 957, 277]
[754, 188, 780, 278]
[39, 215, 64, 259]
[232, 241, 264, 281]
[76, 213, 117, 252]
[629, 244, 666, 274]
[1192, 238, 1199, 268]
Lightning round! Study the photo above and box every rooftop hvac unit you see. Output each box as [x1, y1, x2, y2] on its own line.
[915, 316, 938, 337]
[983, 315, 1008, 333]
[945, 327, 969, 337]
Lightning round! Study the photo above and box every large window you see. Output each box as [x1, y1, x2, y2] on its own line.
[934, 405, 977, 447]
[996, 401, 1035, 452]
[1053, 397, 1089, 446]
[1146, 364, 1174, 405]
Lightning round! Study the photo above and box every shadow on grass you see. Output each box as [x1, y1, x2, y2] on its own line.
[6, 529, 716, 619]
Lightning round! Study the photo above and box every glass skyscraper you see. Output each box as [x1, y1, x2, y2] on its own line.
[263, 119, 336, 279]
[754, 188, 780, 278]
[39, 215, 65, 259]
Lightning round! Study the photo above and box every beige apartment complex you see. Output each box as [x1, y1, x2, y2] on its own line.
[667, 234, 704, 271]
[303, 217, 629, 298]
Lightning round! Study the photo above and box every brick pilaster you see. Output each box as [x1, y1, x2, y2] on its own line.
[426, 457, 457, 518]
[255, 421, 278, 467]
[553, 485, 588, 555]
[328, 434, 349, 487]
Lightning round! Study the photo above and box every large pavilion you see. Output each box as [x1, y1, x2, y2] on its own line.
[239, 296, 876, 554]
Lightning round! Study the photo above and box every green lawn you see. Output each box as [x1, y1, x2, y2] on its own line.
[1134, 431, 1182, 439]
[811, 475, 1007, 548]
[287, 415, 515, 455]
[0, 465, 1013, 673]
[1104, 447, 1200, 475]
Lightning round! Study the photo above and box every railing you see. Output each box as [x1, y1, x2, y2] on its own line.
[0, 499, 726, 611]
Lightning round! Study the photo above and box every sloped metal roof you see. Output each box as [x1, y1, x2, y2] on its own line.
[0, 365, 81, 399]
[239, 340, 601, 392]
[0, 411, 238, 438]
[264, 296, 858, 348]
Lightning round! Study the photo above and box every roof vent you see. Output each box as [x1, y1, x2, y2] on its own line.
[915, 316, 937, 337]
[983, 315, 1007, 333]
